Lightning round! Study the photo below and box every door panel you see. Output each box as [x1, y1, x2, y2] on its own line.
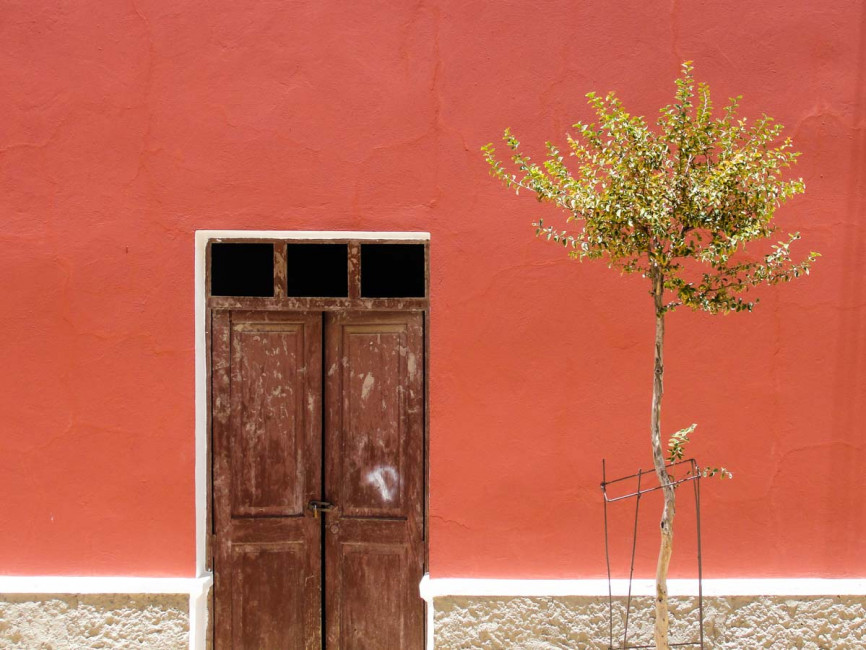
[340, 324, 410, 517]
[324, 312, 425, 650]
[213, 311, 323, 649]
[337, 543, 409, 645]
[230, 322, 310, 517]
[232, 542, 308, 649]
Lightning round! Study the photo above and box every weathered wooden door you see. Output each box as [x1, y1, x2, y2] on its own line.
[323, 312, 424, 648]
[212, 310, 424, 649]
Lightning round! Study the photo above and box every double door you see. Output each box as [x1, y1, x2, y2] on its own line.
[211, 310, 425, 649]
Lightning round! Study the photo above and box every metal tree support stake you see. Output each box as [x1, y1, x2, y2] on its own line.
[601, 458, 705, 649]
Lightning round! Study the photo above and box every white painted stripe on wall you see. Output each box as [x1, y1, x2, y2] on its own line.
[189, 582, 211, 650]
[418, 575, 866, 600]
[0, 575, 212, 595]
[198, 230, 431, 241]
[194, 232, 208, 580]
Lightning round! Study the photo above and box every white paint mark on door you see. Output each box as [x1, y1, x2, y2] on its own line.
[365, 465, 399, 502]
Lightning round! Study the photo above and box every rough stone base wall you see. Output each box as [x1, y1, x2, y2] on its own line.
[433, 595, 866, 649]
[0, 594, 188, 649]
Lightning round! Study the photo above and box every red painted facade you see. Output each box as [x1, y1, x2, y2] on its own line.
[0, 1, 863, 579]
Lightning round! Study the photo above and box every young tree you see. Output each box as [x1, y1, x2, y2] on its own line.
[482, 62, 818, 649]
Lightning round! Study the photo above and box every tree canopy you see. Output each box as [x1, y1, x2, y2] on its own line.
[482, 62, 818, 315]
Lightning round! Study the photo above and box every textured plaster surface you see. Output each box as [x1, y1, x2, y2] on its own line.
[0, 0, 863, 579]
[433, 595, 866, 649]
[0, 594, 188, 649]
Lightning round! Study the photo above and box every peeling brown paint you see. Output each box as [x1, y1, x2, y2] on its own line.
[212, 311, 424, 647]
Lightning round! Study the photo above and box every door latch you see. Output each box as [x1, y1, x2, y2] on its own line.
[308, 500, 336, 519]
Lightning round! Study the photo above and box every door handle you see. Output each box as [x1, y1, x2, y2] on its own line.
[308, 500, 336, 519]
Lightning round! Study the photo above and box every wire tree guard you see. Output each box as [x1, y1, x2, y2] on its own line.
[601, 459, 705, 649]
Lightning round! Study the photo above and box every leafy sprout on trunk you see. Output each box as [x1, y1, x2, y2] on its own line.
[482, 62, 817, 649]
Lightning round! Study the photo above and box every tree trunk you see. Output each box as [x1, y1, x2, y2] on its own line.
[651, 271, 675, 650]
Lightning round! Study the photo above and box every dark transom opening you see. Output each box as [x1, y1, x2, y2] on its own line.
[211, 243, 275, 297]
[286, 243, 349, 297]
[360, 244, 426, 298]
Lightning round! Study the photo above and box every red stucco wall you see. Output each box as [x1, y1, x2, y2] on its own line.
[0, 1, 863, 578]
